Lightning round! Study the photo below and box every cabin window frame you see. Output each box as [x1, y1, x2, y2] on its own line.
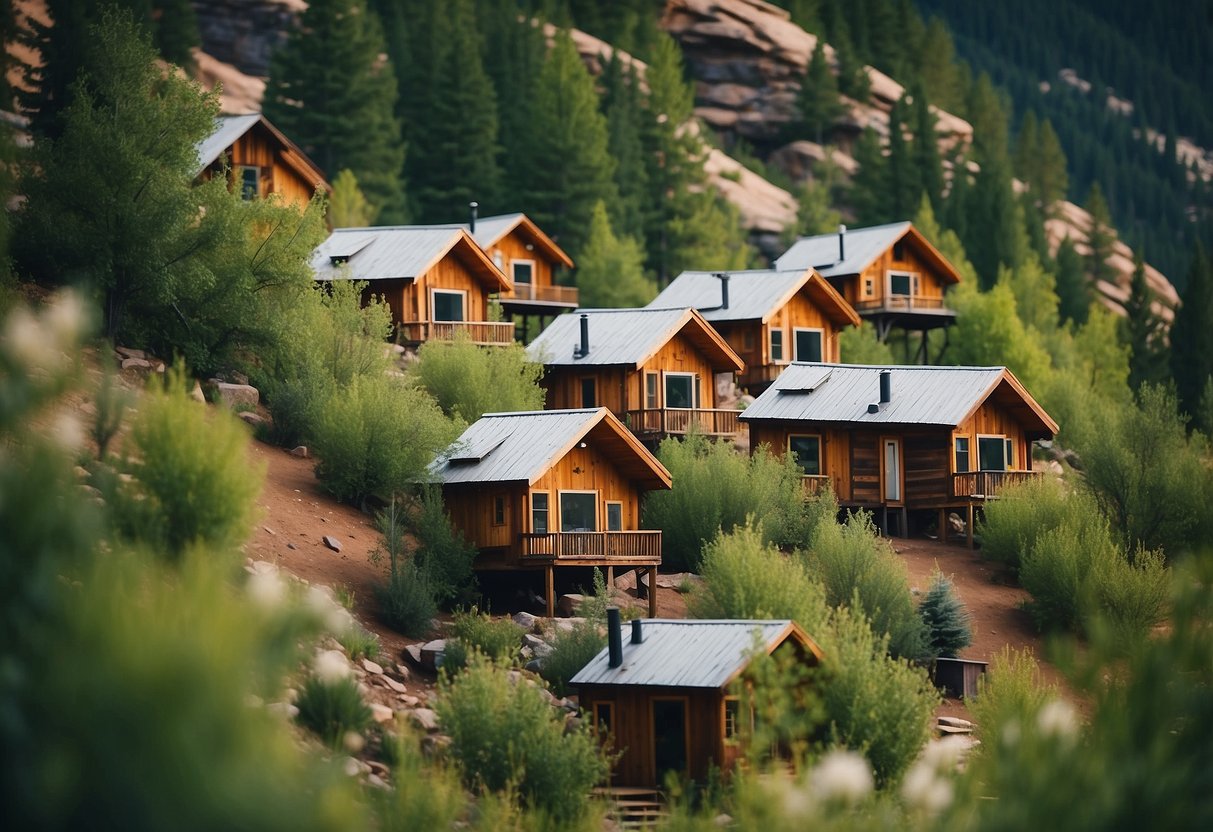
[892, 240, 907, 262]
[558, 489, 599, 533]
[664, 372, 698, 409]
[645, 371, 660, 410]
[1005, 438, 1015, 469]
[580, 376, 597, 408]
[723, 695, 750, 743]
[769, 327, 786, 363]
[788, 434, 823, 476]
[511, 259, 536, 285]
[430, 288, 467, 322]
[882, 436, 904, 503]
[954, 435, 971, 473]
[863, 276, 875, 298]
[605, 501, 624, 532]
[887, 270, 919, 298]
[593, 700, 615, 738]
[530, 491, 550, 535]
[792, 327, 825, 363]
[237, 165, 261, 200]
[492, 494, 506, 527]
[976, 434, 1009, 472]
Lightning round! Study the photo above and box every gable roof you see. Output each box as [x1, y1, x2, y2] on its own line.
[651, 268, 860, 327]
[311, 226, 510, 291]
[775, 222, 961, 285]
[570, 619, 822, 689]
[739, 363, 1058, 436]
[194, 113, 329, 192]
[526, 307, 744, 372]
[429, 408, 672, 490]
[453, 213, 575, 269]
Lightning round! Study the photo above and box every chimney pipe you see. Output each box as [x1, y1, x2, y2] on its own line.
[715, 272, 730, 310]
[469, 201, 478, 233]
[879, 370, 892, 404]
[838, 223, 847, 263]
[607, 607, 623, 668]
[631, 618, 644, 645]
[575, 313, 590, 358]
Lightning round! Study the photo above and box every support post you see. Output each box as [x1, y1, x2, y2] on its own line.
[606, 566, 615, 588]
[966, 504, 974, 549]
[939, 508, 947, 543]
[647, 567, 658, 618]
[544, 567, 555, 618]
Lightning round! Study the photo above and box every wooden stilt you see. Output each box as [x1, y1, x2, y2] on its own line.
[966, 504, 974, 549]
[648, 567, 658, 618]
[939, 508, 947, 543]
[606, 566, 615, 587]
[545, 567, 555, 618]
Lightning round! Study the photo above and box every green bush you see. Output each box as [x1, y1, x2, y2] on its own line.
[336, 625, 380, 661]
[409, 332, 545, 422]
[540, 622, 606, 698]
[442, 608, 522, 673]
[802, 512, 927, 660]
[295, 675, 373, 749]
[689, 525, 830, 635]
[642, 434, 813, 572]
[917, 571, 972, 658]
[376, 560, 438, 638]
[436, 656, 609, 823]
[410, 486, 478, 607]
[979, 476, 1085, 572]
[969, 647, 1057, 741]
[1088, 545, 1170, 641]
[311, 374, 458, 506]
[1020, 519, 1117, 633]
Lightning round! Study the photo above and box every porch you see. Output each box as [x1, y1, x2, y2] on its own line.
[519, 531, 662, 618]
[624, 408, 740, 440]
[800, 474, 833, 497]
[495, 282, 579, 310]
[951, 470, 1043, 499]
[396, 320, 516, 345]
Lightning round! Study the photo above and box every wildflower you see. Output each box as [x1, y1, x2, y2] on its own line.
[5, 306, 61, 371]
[1037, 699, 1079, 741]
[921, 735, 969, 771]
[51, 412, 85, 453]
[246, 570, 287, 610]
[810, 749, 874, 805]
[45, 291, 86, 345]
[313, 649, 352, 683]
[901, 759, 954, 815]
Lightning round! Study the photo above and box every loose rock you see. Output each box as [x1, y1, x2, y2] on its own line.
[290, 445, 309, 458]
[408, 708, 440, 732]
[512, 611, 538, 631]
[362, 658, 384, 675]
[214, 382, 260, 410]
[369, 703, 394, 724]
[322, 535, 342, 553]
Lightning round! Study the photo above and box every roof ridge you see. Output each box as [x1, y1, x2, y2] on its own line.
[788, 362, 1006, 371]
[477, 408, 602, 418]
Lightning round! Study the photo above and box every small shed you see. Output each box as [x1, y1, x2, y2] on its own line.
[931, 656, 988, 700]
[572, 614, 823, 788]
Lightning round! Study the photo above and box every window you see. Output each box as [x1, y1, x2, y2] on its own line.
[977, 436, 1008, 471]
[531, 492, 549, 534]
[793, 328, 824, 362]
[238, 166, 260, 200]
[769, 328, 785, 362]
[889, 272, 913, 296]
[645, 372, 659, 409]
[892, 241, 906, 261]
[559, 491, 597, 532]
[511, 260, 535, 284]
[864, 277, 875, 297]
[724, 697, 741, 740]
[664, 373, 696, 409]
[954, 437, 970, 473]
[580, 377, 597, 408]
[788, 435, 821, 476]
[606, 502, 623, 532]
[492, 495, 506, 526]
[594, 701, 614, 736]
[1005, 438, 1015, 469]
[432, 289, 465, 322]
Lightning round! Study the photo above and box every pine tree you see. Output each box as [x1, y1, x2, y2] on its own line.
[1169, 244, 1213, 419]
[575, 201, 655, 308]
[885, 95, 920, 218]
[794, 41, 843, 144]
[849, 127, 887, 224]
[263, 0, 406, 223]
[328, 170, 373, 228]
[918, 572, 972, 658]
[1034, 119, 1069, 211]
[602, 54, 649, 242]
[1123, 254, 1168, 392]
[149, 0, 199, 68]
[17, 0, 100, 138]
[916, 17, 964, 113]
[1085, 183, 1118, 286]
[831, 20, 870, 102]
[910, 87, 945, 212]
[1055, 236, 1091, 325]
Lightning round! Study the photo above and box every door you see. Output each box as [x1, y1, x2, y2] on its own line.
[652, 699, 688, 783]
[559, 492, 597, 532]
[793, 329, 823, 362]
[882, 438, 902, 502]
[580, 377, 597, 408]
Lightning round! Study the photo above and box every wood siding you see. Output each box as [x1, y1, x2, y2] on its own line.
[716, 292, 845, 391]
[200, 126, 322, 207]
[845, 240, 949, 308]
[487, 230, 558, 291]
[358, 252, 495, 330]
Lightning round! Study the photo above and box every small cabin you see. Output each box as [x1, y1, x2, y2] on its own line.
[428, 408, 672, 617]
[312, 226, 514, 345]
[526, 307, 746, 443]
[194, 113, 329, 206]
[572, 615, 823, 788]
[775, 223, 962, 359]
[648, 268, 861, 393]
[740, 363, 1059, 541]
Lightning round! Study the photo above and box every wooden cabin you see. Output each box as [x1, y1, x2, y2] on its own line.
[648, 268, 861, 393]
[775, 223, 962, 360]
[312, 226, 514, 345]
[572, 616, 823, 788]
[740, 363, 1059, 541]
[194, 113, 329, 206]
[428, 408, 672, 617]
[526, 307, 746, 443]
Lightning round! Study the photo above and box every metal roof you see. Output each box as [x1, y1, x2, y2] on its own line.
[570, 619, 809, 689]
[194, 113, 261, 175]
[463, 213, 524, 249]
[649, 269, 805, 322]
[775, 221, 912, 277]
[312, 226, 467, 282]
[429, 408, 671, 489]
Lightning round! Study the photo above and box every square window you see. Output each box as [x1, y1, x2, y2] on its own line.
[560, 492, 597, 532]
[978, 437, 1007, 472]
[890, 273, 912, 296]
[433, 290, 465, 322]
[788, 435, 821, 476]
[664, 374, 695, 408]
[794, 329, 823, 362]
[512, 260, 534, 284]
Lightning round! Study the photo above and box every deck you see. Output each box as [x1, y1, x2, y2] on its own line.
[950, 470, 1043, 499]
[396, 320, 516, 345]
[624, 408, 740, 440]
[496, 283, 579, 310]
[519, 531, 662, 564]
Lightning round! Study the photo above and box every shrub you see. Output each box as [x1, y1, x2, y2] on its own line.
[376, 560, 438, 638]
[336, 625, 380, 661]
[295, 675, 373, 748]
[642, 434, 812, 572]
[436, 657, 608, 823]
[1020, 519, 1117, 633]
[979, 476, 1086, 572]
[410, 486, 478, 607]
[371, 730, 469, 832]
[409, 332, 545, 422]
[969, 647, 1057, 742]
[802, 512, 927, 660]
[442, 608, 522, 673]
[918, 571, 972, 658]
[540, 622, 606, 698]
[1088, 545, 1170, 641]
[689, 525, 829, 635]
[311, 374, 457, 506]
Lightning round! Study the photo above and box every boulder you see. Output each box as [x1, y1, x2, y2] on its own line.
[420, 639, 446, 670]
[115, 346, 146, 360]
[408, 708, 440, 732]
[121, 357, 153, 371]
[290, 445, 309, 458]
[214, 382, 260, 410]
[361, 658, 384, 675]
[238, 411, 265, 426]
[557, 593, 585, 617]
[402, 644, 424, 667]
[614, 569, 637, 593]
[369, 703, 395, 724]
[512, 611, 539, 631]
[322, 535, 342, 553]
[523, 633, 553, 658]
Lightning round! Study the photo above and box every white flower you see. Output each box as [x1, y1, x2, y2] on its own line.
[901, 760, 954, 815]
[810, 750, 874, 804]
[1037, 699, 1080, 741]
[921, 736, 969, 771]
[305, 585, 354, 634]
[45, 291, 86, 345]
[1001, 719, 1021, 748]
[246, 570, 288, 610]
[51, 412, 84, 453]
[312, 648, 352, 684]
[5, 306, 61, 371]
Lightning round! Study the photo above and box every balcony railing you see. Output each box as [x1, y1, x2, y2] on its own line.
[519, 531, 663, 562]
[800, 474, 833, 497]
[625, 408, 740, 438]
[396, 320, 516, 345]
[853, 296, 952, 312]
[951, 470, 1043, 499]
[496, 283, 580, 306]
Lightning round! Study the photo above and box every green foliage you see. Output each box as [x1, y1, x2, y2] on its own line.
[1169, 243, 1213, 419]
[436, 656, 609, 823]
[371, 729, 469, 832]
[794, 42, 843, 143]
[838, 321, 895, 364]
[803, 513, 928, 660]
[540, 622, 606, 699]
[644, 434, 814, 572]
[1088, 545, 1170, 643]
[409, 486, 479, 607]
[689, 525, 830, 635]
[848, 128, 888, 225]
[1123, 254, 1168, 392]
[336, 625, 380, 661]
[327, 169, 374, 228]
[90, 352, 131, 461]
[575, 200, 656, 308]
[969, 647, 1057, 742]
[410, 332, 545, 422]
[295, 674, 373, 749]
[443, 608, 522, 674]
[946, 280, 1053, 392]
[917, 572, 972, 658]
[1084, 182, 1118, 286]
[1053, 237, 1090, 325]
[376, 559, 437, 638]
[978, 475, 1090, 572]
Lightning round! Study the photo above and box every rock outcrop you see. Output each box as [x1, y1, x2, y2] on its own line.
[192, 0, 302, 79]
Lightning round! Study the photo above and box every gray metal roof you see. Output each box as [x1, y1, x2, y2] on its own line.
[739, 363, 1010, 426]
[312, 226, 465, 282]
[648, 269, 806, 322]
[194, 113, 261, 176]
[526, 307, 695, 367]
[463, 213, 524, 249]
[570, 619, 800, 689]
[775, 221, 912, 277]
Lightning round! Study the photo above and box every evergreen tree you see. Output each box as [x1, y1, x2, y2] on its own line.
[263, 0, 406, 223]
[831, 20, 870, 102]
[918, 572, 972, 658]
[916, 17, 964, 113]
[885, 95, 920, 219]
[849, 127, 887, 224]
[575, 201, 655, 308]
[1055, 236, 1090, 325]
[1123, 254, 1168, 392]
[1169, 244, 1213, 419]
[17, 0, 99, 137]
[789, 178, 842, 239]
[327, 170, 373, 228]
[1013, 110, 1039, 190]
[148, 0, 200, 68]
[1085, 183, 1118, 287]
[1034, 119, 1069, 211]
[794, 41, 843, 144]
[910, 87, 945, 212]
[602, 55, 649, 243]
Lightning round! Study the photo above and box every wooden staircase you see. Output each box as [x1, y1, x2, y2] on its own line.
[593, 786, 667, 830]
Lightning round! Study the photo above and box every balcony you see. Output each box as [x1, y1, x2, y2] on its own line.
[396, 320, 516, 346]
[495, 282, 579, 309]
[624, 408, 740, 439]
[951, 470, 1043, 500]
[853, 295, 951, 312]
[800, 474, 833, 497]
[519, 531, 663, 563]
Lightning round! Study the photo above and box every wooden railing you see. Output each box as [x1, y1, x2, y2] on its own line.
[496, 283, 580, 306]
[951, 470, 1043, 499]
[624, 408, 740, 438]
[801, 474, 833, 497]
[519, 531, 663, 561]
[396, 320, 516, 345]
[853, 296, 951, 312]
